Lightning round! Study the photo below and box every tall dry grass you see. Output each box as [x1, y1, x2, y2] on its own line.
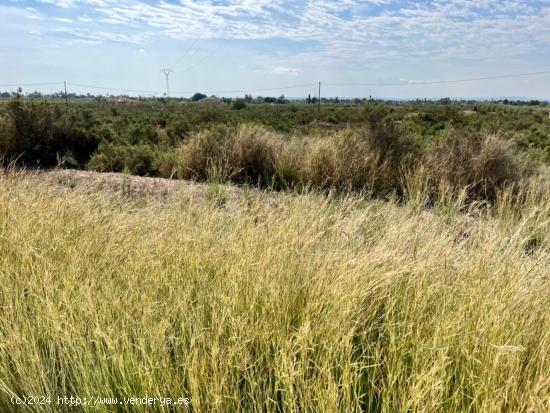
[0, 170, 548, 412]
[176, 124, 532, 203]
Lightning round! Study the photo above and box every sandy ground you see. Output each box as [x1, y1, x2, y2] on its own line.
[46, 169, 195, 196]
[18, 168, 243, 203]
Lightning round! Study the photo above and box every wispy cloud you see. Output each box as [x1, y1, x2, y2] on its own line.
[2, 0, 550, 98]
[271, 67, 302, 76]
[11, 0, 550, 63]
[50, 27, 151, 44]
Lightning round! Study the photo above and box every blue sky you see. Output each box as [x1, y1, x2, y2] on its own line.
[1, 0, 550, 98]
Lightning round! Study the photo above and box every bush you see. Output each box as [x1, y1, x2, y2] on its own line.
[0, 100, 99, 167]
[228, 124, 277, 185]
[272, 139, 307, 190]
[0, 113, 15, 157]
[304, 130, 389, 193]
[89, 143, 157, 176]
[179, 124, 410, 195]
[154, 150, 179, 178]
[178, 125, 235, 181]
[178, 124, 280, 185]
[424, 131, 521, 201]
[232, 99, 247, 111]
[363, 103, 417, 163]
[166, 117, 191, 144]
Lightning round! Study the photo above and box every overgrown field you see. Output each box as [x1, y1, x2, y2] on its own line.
[1, 99, 549, 204]
[0, 170, 548, 412]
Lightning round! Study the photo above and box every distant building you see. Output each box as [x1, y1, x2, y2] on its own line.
[196, 95, 223, 106]
[112, 96, 137, 104]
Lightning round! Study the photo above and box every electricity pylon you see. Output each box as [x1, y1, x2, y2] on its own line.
[160, 69, 174, 98]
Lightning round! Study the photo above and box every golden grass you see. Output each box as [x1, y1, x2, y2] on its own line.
[176, 124, 538, 204]
[0, 170, 548, 412]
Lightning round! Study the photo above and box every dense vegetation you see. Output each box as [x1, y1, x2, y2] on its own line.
[0, 98, 549, 202]
[0, 170, 548, 412]
[0, 97, 549, 411]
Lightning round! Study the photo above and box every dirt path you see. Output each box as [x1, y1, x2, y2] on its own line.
[33, 169, 241, 202]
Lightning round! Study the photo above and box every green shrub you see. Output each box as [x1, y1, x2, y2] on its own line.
[232, 99, 247, 110]
[0, 114, 15, 157]
[89, 143, 157, 176]
[0, 99, 99, 167]
[154, 149, 179, 179]
[363, 103, 418, 164]
[166, 117, 191, 144]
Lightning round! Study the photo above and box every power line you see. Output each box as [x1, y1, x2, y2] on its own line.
[173, 9, 235, 73]
[176, 37, 230, 75]
[0, 81, 64, 87]
[173, 37, 206, 68]
[171, 83, 318, 95]
[8, 68, 550, 97]
[174, 37, 215, 70]
[324, 70, 550, 87]
[67, 82, 162, 95]
[29, 81, 316, 97]
[172, 12, 224, 69]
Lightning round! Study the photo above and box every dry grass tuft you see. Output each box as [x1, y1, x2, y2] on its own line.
[424, 132, 521, 201]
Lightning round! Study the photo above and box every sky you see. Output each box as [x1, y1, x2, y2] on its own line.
[1, 0, 550, 99]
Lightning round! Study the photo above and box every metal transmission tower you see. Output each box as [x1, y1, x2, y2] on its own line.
[160, 69, 174, 98]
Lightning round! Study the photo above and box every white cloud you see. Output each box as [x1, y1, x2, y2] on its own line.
[35, 0, 76, 8]
[9, 0, 550, 64]
[271, 67, 302, 76]
[67, 0, 548, 62]
[52, 17, 72, 22]
[2, 0, 549, 99]
[77, 15, 92, 22]
[34, 0, 112, 7]
[50, 27, 151, 44]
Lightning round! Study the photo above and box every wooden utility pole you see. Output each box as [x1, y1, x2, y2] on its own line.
[318, 81, 321, 113]
[64, 81, 68, 109]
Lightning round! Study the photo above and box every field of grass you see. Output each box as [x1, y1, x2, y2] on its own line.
[0, 169, 548, 412]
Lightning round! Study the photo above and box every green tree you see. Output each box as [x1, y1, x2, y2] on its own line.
[232, 99, 247, 110]
[191, 93, 207, 102]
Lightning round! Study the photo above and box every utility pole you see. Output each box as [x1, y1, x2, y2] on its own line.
[64, 81, 68, 109]
[318, 81, 321, 113]
[160, 69, 174, 99]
